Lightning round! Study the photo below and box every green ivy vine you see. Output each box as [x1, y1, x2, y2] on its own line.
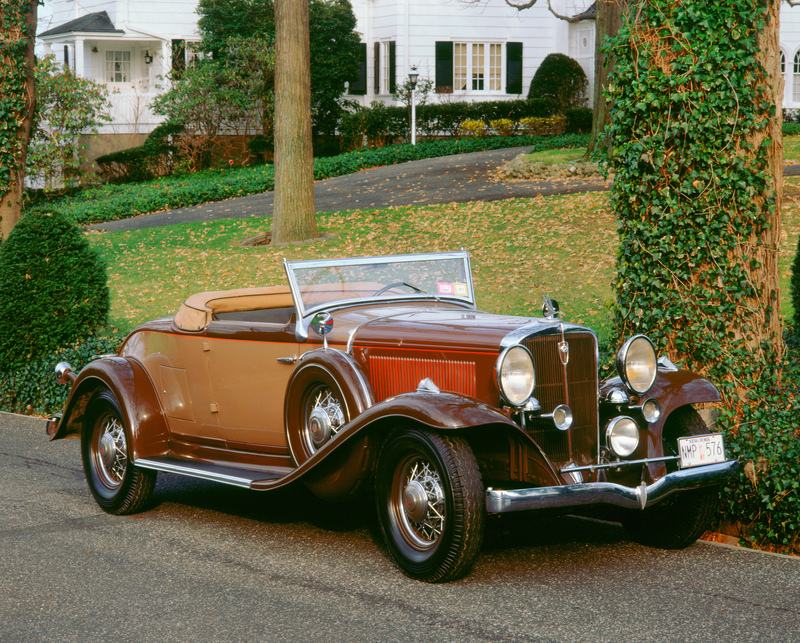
[0, 0, 37, 232]
[602, 0, 799, 548]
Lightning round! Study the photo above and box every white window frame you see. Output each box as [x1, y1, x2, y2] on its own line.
[453, 42, 504, 94]
[105, 50, 131, 83]
[793, 51, 800, 103]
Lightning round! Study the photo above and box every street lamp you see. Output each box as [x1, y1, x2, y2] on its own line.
[408, 67, 419, 145]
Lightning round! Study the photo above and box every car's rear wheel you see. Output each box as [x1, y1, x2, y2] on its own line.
[376, 427, 484, 583]
[622, 406, 718, 549]
[81, 390, 156, 515]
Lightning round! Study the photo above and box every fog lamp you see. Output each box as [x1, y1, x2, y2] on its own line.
[605, 416, 640, 458]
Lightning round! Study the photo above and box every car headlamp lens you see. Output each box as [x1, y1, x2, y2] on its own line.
[605, 416, 640, 458]
[497, 345, 535, 407]
[616, 335, 657, 394]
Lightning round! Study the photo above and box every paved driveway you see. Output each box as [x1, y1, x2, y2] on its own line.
[91, 147, 608, 232]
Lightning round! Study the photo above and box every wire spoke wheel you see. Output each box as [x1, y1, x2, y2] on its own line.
[394, 456, 446, 550]
[81, 390, 156, 515]
[376, 427, 484, 583]
[302, 384, 346, 455]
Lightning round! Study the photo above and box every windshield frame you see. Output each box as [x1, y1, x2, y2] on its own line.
[284, 251, 476, 338]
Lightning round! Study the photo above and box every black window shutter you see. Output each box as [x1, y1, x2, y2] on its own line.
[350, 43, 367, 95]
[388, 41, 396, 93]
[374, 42, 380, 94]
[435, 41, 453, 91]
[506, 42, 523, 94]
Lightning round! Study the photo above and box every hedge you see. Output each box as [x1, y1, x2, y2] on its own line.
[28, 133, 588, 226]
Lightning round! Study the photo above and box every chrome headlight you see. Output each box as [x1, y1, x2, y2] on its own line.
[496, 345, 535, 407]
[605, 416, 640, 458]
[616, 335, 657, 394]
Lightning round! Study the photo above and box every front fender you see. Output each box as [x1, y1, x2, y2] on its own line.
[48, 357, 169, 460]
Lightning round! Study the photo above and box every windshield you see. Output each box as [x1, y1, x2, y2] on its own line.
[285, 251, 475, 319]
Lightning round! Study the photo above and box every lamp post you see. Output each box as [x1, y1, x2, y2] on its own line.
[408, 67, 419, 145]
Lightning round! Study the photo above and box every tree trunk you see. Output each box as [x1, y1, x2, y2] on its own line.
[272, 0, 317, 243]
[0, 0, 37, 241]
[586, 0, 625, 158]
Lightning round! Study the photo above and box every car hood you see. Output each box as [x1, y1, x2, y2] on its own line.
[333, 304, 568, 353]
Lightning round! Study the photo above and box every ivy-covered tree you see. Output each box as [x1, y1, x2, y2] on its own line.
[197, 0, 360, 135]
[28, 56, 111, 191]
[0, 0, 37, 240]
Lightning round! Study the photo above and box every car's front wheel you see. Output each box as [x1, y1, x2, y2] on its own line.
[622, 406, 718, 549]
[81, 390, 156, 515]
[376, 427, 484, 583]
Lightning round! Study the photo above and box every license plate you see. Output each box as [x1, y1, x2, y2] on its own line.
[678, 433, 726, 468]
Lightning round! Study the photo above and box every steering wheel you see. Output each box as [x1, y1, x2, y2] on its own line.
[373, 281, 424, 296]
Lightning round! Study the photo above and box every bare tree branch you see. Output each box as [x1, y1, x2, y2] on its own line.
[457, 0, 587, 23]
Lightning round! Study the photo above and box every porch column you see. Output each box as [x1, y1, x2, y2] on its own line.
[73, 37, 85, 76]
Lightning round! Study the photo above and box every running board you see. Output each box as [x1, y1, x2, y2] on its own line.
[134, 457, 291, 490]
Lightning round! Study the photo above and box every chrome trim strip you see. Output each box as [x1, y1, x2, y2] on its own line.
[485, 460, 738, 514]
[559, 455, 677, 473]
[499, 321, 596, 350]
[135, 458, 259, 489]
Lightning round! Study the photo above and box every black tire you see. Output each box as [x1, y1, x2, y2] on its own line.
[376, 427, 484, 583]
[81, 390, 156, 515]
[622, 406, 718, 549]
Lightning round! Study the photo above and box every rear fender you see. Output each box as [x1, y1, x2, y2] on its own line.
[49, 357, 169, 459]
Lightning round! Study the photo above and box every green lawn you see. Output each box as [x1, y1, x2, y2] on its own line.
[88, 176, 800, 343]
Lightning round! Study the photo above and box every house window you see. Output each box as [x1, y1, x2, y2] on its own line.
[350, 43, 367, 95]
[794, 51, 800, 102]
[443, 42, 504, 93]
[374, 41, 396, 94]
[106, 51, 131, 83]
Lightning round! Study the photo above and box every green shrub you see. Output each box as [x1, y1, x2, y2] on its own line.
[96, 122, 184, 184]
[528, 53, 588, 114]
[783, 122, 800, 136]
[30, 134, 589, 226]
[565, 107, 593, 134]
[0, 334, 125, 415]
[0, 210, 110, 368]
[489, 119, 515, 136]
[459, 119, 488, 137]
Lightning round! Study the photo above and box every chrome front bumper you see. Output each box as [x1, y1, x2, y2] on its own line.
[485, 460, 738, 514]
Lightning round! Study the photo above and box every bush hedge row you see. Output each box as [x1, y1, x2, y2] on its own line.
[28, 133, 589, 226]
[0, 334, 125, 415]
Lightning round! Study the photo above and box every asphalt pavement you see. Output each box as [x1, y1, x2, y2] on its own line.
[2, 410, 800, 642]
[90, 147, 609, 232]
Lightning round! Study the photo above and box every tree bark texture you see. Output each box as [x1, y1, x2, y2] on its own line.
[0, 0, 37, 240]
[586, 0, 625, 157]
[272, 0, 317, 243]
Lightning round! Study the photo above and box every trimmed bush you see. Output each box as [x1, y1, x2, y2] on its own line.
[565, 108, 593, 134]
[0, 210, 110, 368]
[528, 53, 588, 114]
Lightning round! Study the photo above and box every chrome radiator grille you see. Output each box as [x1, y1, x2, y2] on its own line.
[522, 332, 598, 467]
[369, 355, 476, 402]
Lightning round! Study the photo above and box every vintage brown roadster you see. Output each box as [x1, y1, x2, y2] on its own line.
[47, 251, 737, 582]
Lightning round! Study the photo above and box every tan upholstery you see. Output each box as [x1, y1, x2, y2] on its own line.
[174, 286, 294, 331]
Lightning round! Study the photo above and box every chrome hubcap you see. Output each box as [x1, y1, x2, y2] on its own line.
[399, 459, 445, 548]
[305, 387, 345, 451]
[96, 415, 127, 488]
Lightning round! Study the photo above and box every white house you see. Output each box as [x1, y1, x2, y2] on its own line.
[37, 0, 200, 157]
[35, 0, 800, 157]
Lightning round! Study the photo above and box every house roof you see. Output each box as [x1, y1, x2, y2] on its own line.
[573, 2, 596, 21]
[38, 11, 124, 39]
